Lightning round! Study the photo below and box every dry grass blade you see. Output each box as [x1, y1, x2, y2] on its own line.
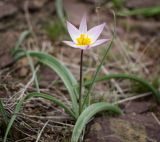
[3, 92, 75, 142]
[36, 121, 49, 142]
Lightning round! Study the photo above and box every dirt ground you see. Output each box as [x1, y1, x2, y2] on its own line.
[0, 0, 160, 141]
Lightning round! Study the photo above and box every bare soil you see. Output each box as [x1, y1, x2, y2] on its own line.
[0, 0, 160, 141]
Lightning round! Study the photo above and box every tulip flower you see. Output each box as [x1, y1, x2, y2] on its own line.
[63, 14, 109, 50]
[63, 14, 110, 114]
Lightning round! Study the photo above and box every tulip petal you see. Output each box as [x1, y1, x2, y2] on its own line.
[87, 23, 106, 43]
[79, 14, 87, 33]
[63, 41, 78, 48]
[89, 39, 109, 48]
[67, 21, 81, 42]
[63, 41, 88, 50]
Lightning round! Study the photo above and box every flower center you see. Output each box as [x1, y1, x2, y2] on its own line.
[76, 34, 91, 46]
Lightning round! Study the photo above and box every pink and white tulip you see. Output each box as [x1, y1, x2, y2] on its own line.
[63, 15, 109, 50]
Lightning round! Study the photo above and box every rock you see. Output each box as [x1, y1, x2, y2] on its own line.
[123, 101, 152, 114]
[90, 122, 102, 131]
[0, 2, 18, 19]
[85, 113, 160, 142]
[16, 58, 30, 77]
[120, 19, 160, 36]
[22, 0, 48, 11]
[110, 118, 146, 142]
[82, 0, 106, 4]
[64, 0, 89, 26]
[0, 32, 19, 68]
[38, 65, 57, 87]
[19, 67, 29, 77]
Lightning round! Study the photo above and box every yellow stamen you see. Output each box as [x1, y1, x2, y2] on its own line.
[76, 34, 91, 46]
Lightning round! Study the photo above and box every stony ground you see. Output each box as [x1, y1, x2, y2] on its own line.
[0, 0, 160, 141]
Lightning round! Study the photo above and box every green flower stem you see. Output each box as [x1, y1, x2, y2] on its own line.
[79, 50, 84, 114]
[84, 74, 160, 103]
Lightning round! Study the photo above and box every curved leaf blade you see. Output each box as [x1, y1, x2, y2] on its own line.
[3, 96, 25, 142]
[84, 74, 160, 103]
[4, 92, 75, 142]
[12, 30, 30, 56]
[118, 6, 160, 17]
[14, 51, 79, 115]
[71, 102, 122, 142]
[55, 0, 66, 28]
[26, 92, 76, 118]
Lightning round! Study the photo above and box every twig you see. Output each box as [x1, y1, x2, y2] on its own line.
[114, 92, 151, 105]
[36, 121, 49, 142]
[151, 112, 160, 126]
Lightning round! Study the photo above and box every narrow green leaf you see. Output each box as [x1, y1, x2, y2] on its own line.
[0, 99, 8, 125]
[84, 74, 160, 103]
[26, 92, 76, 118]
[118, 6, 160, 17]
[14, 51, 79, 116]
[3, 92, 75, 142]
[3, 97, 25, 142]
[55, 0, 66, 28]
[84, 38, 114, 105]
[112, 0, 124, 8]
[71, 102, 122, 142]
[83, 12, 116, 108]
[12, 30, 30, 56]
[26, 52, 40, 93]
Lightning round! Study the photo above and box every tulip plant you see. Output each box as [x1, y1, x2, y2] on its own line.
[63, 14, 109, 114]
[1, 14, 160, 142]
